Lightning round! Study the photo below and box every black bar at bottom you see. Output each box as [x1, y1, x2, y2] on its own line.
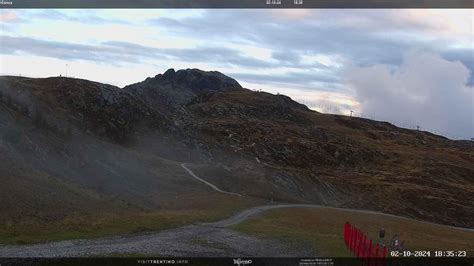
[0, 257, 473, 266]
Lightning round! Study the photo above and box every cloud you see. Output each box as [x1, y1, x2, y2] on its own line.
[0, 36, 270, 68]
[0, 36, 145, 64]
[147, 9, 472, 68]
[0, 11, 21, 23]
[231, 71, 342, 91]
[0, 36, 333, 72]
[271, 50, 302, 66]
[239, 81, 358, 116]
[31, 10, 131, 25]
[346, 52, 473, 140]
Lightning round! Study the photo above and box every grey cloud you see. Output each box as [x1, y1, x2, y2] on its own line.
[346, 52, 474, 140]
[442, 48, 474, 85]
[148, 10, 471, 69]
[32, 10, 131, 25]
[271, 50, 302, 66]
[0, 35, 332, 73]
[166, 46, 276, 68]
[92, 40, 281, 68]
[0, 35, 343, 91]
[231, 71, 344, 92]
[0, 36, 144, 64]
[150, 10, 474, 108]
[148, 11, 267, 44]
[149, 10, 415, 73]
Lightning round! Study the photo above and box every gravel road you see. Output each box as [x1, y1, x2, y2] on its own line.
[0, 205, 318, 257]
[1, 203, 472, 257]
[0, 164, 317, 257]
[1, 165, 471, 257]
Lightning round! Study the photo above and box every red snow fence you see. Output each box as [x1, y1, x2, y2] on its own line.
[344, 222, 388, 266]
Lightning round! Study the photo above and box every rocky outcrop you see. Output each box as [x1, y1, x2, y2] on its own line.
[123, 68, 243, 115]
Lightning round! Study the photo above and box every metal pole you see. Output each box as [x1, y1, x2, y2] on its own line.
[379, 228, 385, 246]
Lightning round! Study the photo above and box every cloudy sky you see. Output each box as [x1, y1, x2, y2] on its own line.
[0, 9, 472, 139]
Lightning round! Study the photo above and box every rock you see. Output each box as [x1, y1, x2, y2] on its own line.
[123, 68, 243, 116]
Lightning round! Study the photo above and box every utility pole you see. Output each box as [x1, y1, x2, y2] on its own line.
[379, 228, 385, 246]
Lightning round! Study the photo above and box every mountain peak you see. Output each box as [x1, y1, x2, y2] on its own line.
[162, 68, 176, 78]
[153, 68, 242, 92]
[124, 68, 244, 113]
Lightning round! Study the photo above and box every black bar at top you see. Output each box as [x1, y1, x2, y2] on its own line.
[1, 0, 473, 8]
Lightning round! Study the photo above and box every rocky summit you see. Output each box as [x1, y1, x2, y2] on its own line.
[123, 68, 243, 115]
[0, 69, 472, 229]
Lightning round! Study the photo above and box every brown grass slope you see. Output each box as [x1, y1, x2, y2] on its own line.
[180, 88, 474, 228]
[234, 207, 474, 257]
[0, 76, 258, 244]
[0, 69, 472, 243]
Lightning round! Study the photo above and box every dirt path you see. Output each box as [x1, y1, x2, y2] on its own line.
[181, 164, 473, 232]
[0, 205, 317, 257]
[180, 163, 242, 197]
[0, 203, 472, 257]
[1, 167, 471, 257]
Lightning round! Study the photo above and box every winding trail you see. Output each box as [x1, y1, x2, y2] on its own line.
[0, 204, 472, 257]
[180, 163, 474, 232]
[1, 166, 471, 257]
[0, 205, 318, 257]
[181, 163, 242, 197]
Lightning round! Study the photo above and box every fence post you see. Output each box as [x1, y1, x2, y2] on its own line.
[355, 229, 360, 255]
[363, 234, 367, 258]
[344, 223, 347, 246]
[344, 222, 350, 247]
[349, 225, 352, 251]
[365, 234, 369, 257]
[356, 230, 360, 257]
[351, 226, 356, 253]
[368, 239, 373, 266]
[361, 234, 367, 262]
[374, 244, 378, 266]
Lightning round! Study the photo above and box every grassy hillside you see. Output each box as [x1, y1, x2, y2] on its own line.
[0, 89, 261, 244]
[234, 207, 474, 257]
[185, 89, 474, 227]
[0, 192, 259, 245]
[0, 72, 472, 246]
